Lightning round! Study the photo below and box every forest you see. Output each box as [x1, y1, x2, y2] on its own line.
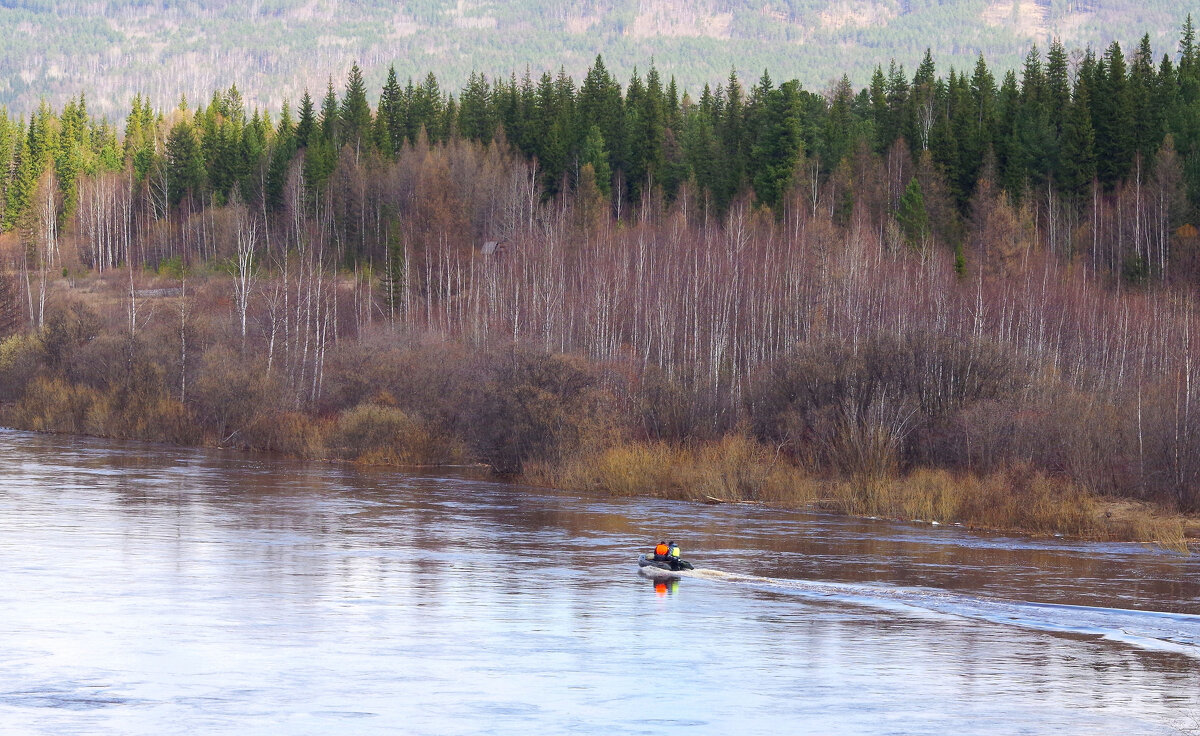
[0, 0, 1186, 119]
[2, 18, 1200, 542]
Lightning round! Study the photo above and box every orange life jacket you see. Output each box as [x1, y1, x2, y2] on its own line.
[654, 543, 669, 556]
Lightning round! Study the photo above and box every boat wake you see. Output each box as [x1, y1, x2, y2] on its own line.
[683, 568, 1200, 659]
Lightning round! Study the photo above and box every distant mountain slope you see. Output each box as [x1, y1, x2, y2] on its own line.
[0, 0, 1187, 117]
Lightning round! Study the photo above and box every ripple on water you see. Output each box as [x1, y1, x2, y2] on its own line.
[1, 428, 1199, 736]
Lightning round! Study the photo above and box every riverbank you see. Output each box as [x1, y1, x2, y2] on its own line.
[523, 439, 1200, 553]
[3, 269, 1200, 553]
[7, 409, 1194, 551]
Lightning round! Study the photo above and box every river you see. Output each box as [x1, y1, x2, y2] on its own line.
[1, 429, 1198, 735]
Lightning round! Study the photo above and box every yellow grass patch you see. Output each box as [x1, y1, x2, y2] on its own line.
[527, 434, 819, 506]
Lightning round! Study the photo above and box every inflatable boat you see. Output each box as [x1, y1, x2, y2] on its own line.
[637, 553, 695, 577]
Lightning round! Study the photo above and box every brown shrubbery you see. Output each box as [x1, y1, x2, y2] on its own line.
[0, 281, 1195, 544]
[465, 351, 615, 475]
[1, 131, 1199, 545]
[331, 403, 462, 465]
[0, 334, 43, 404]
[748, 332, 1023, 476]
[10, 376, 102, 434]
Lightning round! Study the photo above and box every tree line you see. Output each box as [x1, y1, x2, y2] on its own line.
[3, 20, 1200, 516]
[2, 18, 1200, 267]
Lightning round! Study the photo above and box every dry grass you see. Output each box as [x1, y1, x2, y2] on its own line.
[534, 436, 1196, 551]
[6, 375, 199, 444]
[825, 468, 962, 522]
[329, 403, 464, 466]
[1100, 499, 1192, 554]
[527, 434, 819, 506]
[825, 465, 1100, 536]
[244, 411, 324, 457]
[8, 376, 102, 435]
[817, 465, 1196, 551]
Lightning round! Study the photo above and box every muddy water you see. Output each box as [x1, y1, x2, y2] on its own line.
[1, 429, 1198, 735]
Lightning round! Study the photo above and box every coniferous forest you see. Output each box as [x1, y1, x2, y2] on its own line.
[3, 20, 1200, 541]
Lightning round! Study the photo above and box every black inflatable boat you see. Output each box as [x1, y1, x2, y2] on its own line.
[638, 554, 695, 576]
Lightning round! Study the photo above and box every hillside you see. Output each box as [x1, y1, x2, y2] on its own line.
[0, 0, 1187, 118]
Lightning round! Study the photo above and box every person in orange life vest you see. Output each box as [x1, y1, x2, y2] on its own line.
[653, 540, 669, 560]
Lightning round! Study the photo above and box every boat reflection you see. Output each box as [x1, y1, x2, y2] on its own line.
[653, 579, 680, 596]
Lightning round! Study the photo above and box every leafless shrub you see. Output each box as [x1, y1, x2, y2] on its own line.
[466, 350, 612, 474]
[331, 403, 462, 465]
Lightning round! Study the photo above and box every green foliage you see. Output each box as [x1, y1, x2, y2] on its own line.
[165, 120, 206, 205]
[1059, 82, 1097, 200]
[3, 137, 36, 230]
[375, 65, 403, 156]
[156, 255, 188, 279]
[750, 79, 805, 210]
[580, 124, 612, 197]
[1094, 41, 1135, 186]
[0, 17, 1199, 244]
[897, 177, 930, 249]
[0, 273, 20, 338]
[339, 63, 373, 150]
[295, 90, 315, 149]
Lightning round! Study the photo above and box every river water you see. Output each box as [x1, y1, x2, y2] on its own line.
[1, 429, 1199, 735]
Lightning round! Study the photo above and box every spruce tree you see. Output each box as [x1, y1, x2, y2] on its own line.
[1129, 34, 1162, 164]
[929, 78, 959, 191]
[627, 65, 666, 198]
[909, 49, 937, 150]
[717, 70, 746, 207]
[3, 137, 35, 231]
[995, 70, 1021, 196]
[295, 91, 315, 149]
[301, 80, 339, 188]
[1059, 83, 1097, 201]
[897, 177, 930, 249]
[513, 70, 538, 157]
[377, 65, 404, 156]
[580, 124, 612, 197]
[266, 102, 296, 209]
[319, 79, 339, 145]
[822, 75, 855, 166]
[666, 76, 681, 132]
[411, 73, 443, 142]
[1094, 41, 1134, 186]
[457, 72, 495, 142]
[578, 56, 625, 183]
[0, 114, 15, 219]
[0, 268, 20, 337]
[1046, 39, 1071, 135]
[885, 61, 910, 148]
[750, 80, 804, 211]
[165, 120, 206, 206]
[681, 100, 719, 197]
[1015, 47, 1055, 189]
[340, 63, 372, 150]
[1181, 14, 1198, 95]
[869, 65, 888, 152]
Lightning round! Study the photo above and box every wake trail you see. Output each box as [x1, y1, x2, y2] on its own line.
[682, 568, 1200, 659]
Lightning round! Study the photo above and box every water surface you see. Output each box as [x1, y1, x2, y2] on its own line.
[1, 429, 1198, 735]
